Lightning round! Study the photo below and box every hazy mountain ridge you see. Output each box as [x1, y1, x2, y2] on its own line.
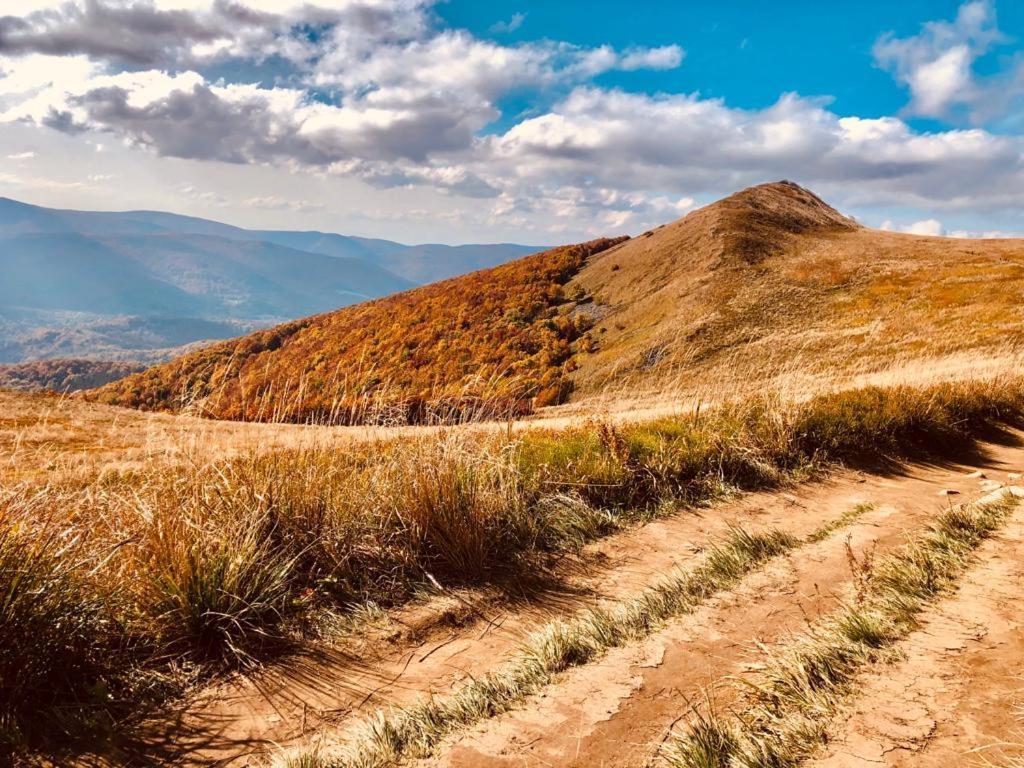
[0, 197, 541, 363]
[0, 359, 145, 392]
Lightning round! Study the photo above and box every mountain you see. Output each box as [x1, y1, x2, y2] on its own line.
[563, 180, 1024, 397]
[0, 198, 541, 283]
[225, 231, 540, 284]
[0, 197, 540, 363]
[93, 180, 1024, 423]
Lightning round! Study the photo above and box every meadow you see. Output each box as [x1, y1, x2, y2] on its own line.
[4, 370, 1024, 759]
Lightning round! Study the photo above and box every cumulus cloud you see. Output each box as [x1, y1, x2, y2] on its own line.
[874, 0, 1024, 122]
[0, 0, 1022, 235]
[0, 1, 281, 68]
[618, 45, 684, 71]
[481, 87, 1024, 213]
[902, 218, 945, 236]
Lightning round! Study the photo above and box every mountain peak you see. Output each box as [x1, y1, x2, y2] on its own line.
[714, 180, 858, 235]
[658, 180, 860, 267]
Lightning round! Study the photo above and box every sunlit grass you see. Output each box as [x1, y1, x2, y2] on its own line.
[663, 490, 1020, 768]
[1, 376, 1023, 754]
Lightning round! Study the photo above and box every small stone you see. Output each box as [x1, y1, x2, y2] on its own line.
[938, 489, 961, 496]
[980, 480, 1004, 492]
[1008, 472, 1022, 480]
[965, 470, 986, 479]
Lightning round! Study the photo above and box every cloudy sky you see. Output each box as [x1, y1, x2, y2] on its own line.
[0, 0, 1022, 243]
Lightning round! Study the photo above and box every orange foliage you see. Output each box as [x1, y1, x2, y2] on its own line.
[94, 238, 626, 424]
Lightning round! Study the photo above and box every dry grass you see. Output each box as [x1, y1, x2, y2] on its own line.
[2, 375, 1023, 755]
[280, 521, 843, 768]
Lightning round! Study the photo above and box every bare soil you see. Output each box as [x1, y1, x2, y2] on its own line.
[806, 511, 1024, 767]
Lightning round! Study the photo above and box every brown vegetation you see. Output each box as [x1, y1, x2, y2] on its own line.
[3, 376, 1024, 757]
[0, 359, 144, 392]
[92, 239, 625, 423]
[90, 181, 1024, 426]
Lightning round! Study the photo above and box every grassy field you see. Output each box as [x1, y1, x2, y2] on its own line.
[3, 372, 1024, 759]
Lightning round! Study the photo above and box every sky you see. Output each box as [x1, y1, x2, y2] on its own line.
[0, 0, 1022, 244]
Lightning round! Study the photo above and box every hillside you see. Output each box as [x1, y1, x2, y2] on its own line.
[93, 181, 1024, 423]
[567, 180, 1024, 397]
[0, 359, 144, 392]
[94, 238, 624, 422]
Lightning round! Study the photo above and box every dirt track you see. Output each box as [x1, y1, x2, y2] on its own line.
[88, 429, 1024, 768]
[806, 513, 1024, 767]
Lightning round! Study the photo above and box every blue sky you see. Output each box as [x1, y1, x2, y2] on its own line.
[0, 0, 1021, 242]
[447, 0, 1019, 127]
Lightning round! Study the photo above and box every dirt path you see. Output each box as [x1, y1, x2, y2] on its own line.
[413, 489, 961, 768]
[407, 442, 1024, 768]
[106, 433, 1024, 767]
[805, 508, 1024, 767]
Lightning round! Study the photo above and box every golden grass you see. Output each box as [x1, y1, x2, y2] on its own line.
[2, 374, 1024, 755]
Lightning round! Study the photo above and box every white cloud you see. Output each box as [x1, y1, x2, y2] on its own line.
[244, 195, 324, 212]
[618, 45, 684, 71]
[6, 150, 35, 159]
[0, 1, 1021, 238]
[873, 0, 1023, 122]
[948, 228, 1024, 238]
[903, 218, 945, 236]
[490, 12, 526, 34]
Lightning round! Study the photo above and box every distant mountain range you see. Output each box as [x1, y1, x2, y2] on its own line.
[0, 197, 541, 363]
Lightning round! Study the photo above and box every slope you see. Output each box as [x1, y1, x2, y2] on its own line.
[0, 359, 144, 392]
[567, 179, 1024, 398]
[93, 239, 625, 422]
[93, 181, 1024, 423]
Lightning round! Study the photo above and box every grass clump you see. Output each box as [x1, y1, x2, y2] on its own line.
[0, 491, 122, 749]
[663, 490, 1019, 768]
[131, 506, 297, 664]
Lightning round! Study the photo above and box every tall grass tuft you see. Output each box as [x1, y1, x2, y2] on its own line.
[0, 491, 119, 748]
[129, 503, 297, 665]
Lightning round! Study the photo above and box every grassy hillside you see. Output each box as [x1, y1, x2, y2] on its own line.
[569, 180, 1024, 397]
[93, 181, 1024, 424]
[94, 239, 625, 422]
